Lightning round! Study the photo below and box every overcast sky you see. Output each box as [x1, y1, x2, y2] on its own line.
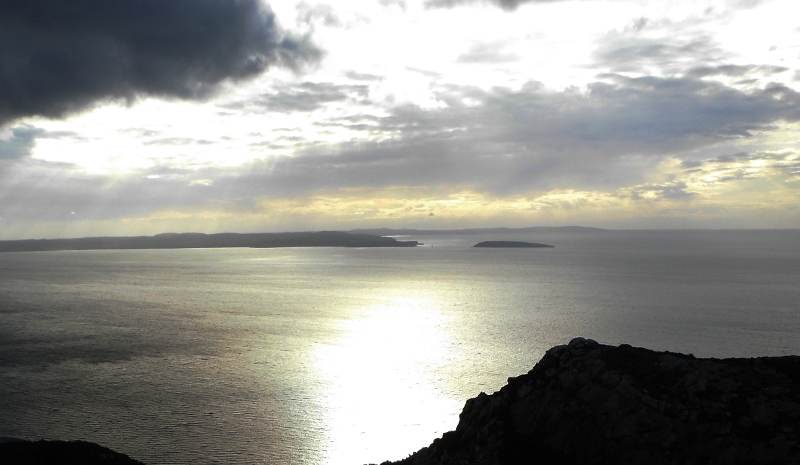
[1, 0, 799, 239]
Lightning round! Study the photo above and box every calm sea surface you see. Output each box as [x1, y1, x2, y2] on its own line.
[1, 230, 799, 464]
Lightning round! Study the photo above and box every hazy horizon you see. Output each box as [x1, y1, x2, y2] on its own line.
[4, 225, 800, 242]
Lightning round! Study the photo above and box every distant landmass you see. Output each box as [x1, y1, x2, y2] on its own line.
[0, 226, 603, 252]
[350, 226, 603, 235]
[0, 231, 418, 253]
[474, 241, 554, 248]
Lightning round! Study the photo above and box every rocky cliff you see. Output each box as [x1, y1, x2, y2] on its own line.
[0, 440, 145, 465]
[384, 338, 800, 465]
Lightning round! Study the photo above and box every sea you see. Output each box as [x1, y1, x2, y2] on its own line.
[1, 229, 799, 465]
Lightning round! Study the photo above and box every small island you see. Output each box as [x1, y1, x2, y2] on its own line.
[474, 240, 554, 248]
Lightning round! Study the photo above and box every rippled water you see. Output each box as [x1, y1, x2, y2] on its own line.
[1, 230, 799, 464]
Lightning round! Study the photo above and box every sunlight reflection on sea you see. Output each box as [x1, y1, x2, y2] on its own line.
[314, 292, 461, 464]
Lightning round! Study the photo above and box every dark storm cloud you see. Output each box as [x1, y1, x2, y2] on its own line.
[0, 0, 320, 126]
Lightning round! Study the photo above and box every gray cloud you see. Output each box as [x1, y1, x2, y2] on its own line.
[296, 2, 341, 28]
[249, 75, 800, 194]
[0, 125, 44, 160]
[0, 0, 321, 127]
[681, 159, 704, 169]
[265, 82, 370, 112]
[425, 0, 558, 10]
[379, 0, 408, 8]
[223, 82, 370, 113]
[687, 64, 789, 78]
[0, 160, 213, 222]
[142, 138, 216, 147]
[711, 151, 800, 179]
[628, 182, 694, 201]
[3, 74, 800, 222]
[345, 71, 385, 82]
[595, 36, 724, 73]
[425, 0, 767, 10]
[445, 0, 772, 13]
[457, 42, 519, 64]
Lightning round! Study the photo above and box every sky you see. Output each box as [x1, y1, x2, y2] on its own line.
[1, 0, 799, 239]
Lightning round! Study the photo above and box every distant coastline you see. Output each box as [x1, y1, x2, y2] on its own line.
[474, 241, 554, 248]
[351, 226, 604, 235]
[0, 226, 603, 253]
[0, 231, 419, 253]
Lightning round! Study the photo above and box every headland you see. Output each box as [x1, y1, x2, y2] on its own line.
[0, 231, 418, 252]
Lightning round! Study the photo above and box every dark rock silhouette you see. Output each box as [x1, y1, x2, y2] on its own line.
[474, 241, 553, 248]
[383, 338, 800, 465]
[0, 440, 145, 465]
[0, 231, 418, 252]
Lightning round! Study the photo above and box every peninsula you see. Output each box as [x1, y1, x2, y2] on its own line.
[0, 231, 418, 253]
[474, 241, 554, 248]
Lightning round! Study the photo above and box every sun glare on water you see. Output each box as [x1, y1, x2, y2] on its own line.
[314, 292, 461, 465]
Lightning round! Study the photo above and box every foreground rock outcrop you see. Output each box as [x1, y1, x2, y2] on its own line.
[0, 440, 145, 465]
[385, 338, 800, 465]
